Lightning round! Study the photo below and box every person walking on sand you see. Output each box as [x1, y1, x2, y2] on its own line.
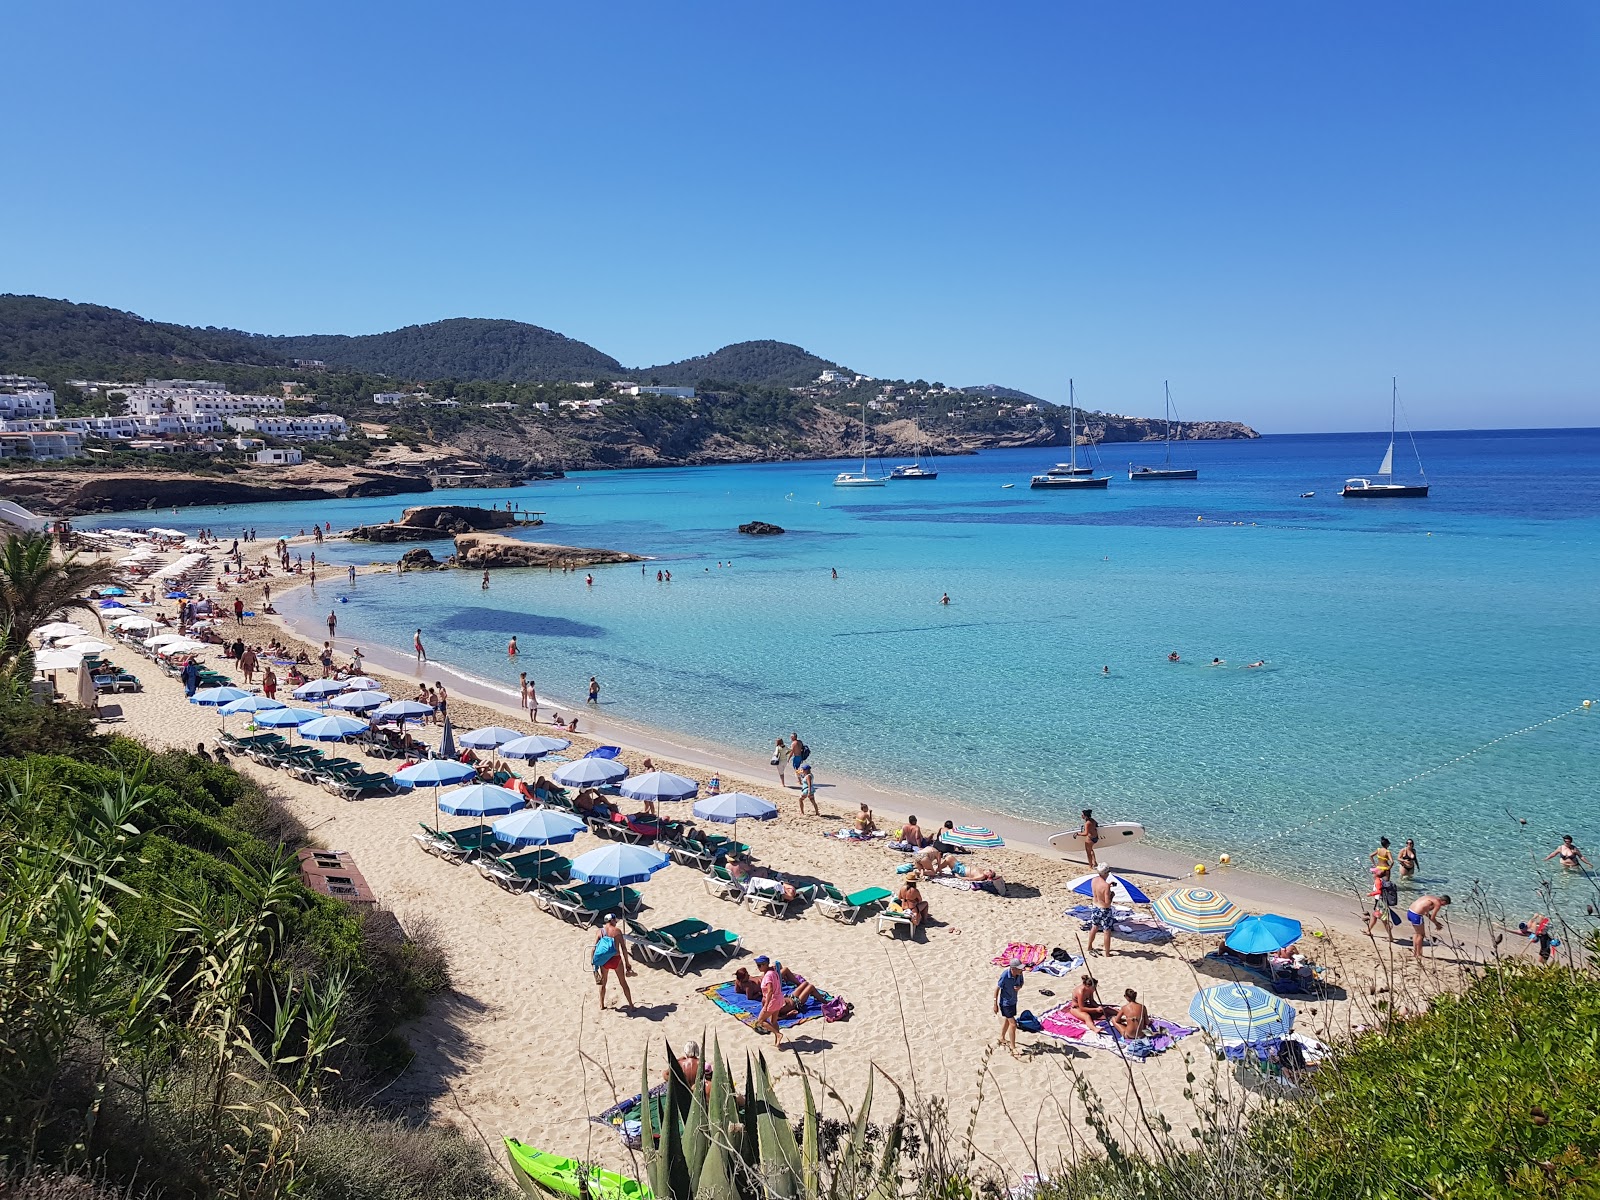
[507, 636, 518, 659]
[1078, 808, 1101, 869]
[1406, 894, 1452, 960]
[754, 956, 786, 1048]
[233, 597, 244, 624]
[414, 629, 426, 664]
[797, 764, 819, 815]
[591, 914, 633, 1011]
[1088, 864, 1116, 957]
[588, 676, 599, 705]
[1364, 868, 1399, 936]
[262, 667, 277, 700]
[772, 737, 788, 787]
[995, 957, 1026, 1055]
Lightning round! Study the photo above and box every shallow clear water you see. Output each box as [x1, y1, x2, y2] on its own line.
[86, 430, 1600, 903]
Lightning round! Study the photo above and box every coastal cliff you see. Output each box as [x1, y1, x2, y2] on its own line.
[0, 464, 432, 516]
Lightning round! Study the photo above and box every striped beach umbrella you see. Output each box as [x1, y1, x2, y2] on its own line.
[1189, 983, 1296, 1041]
[692, 792, 777, 824]
[394, 759, 478, 787]
[220, 694, 286, 716]
[329, 690, 389, 711]
[460, 726, 526, 749]
[1152, 887, 1246, 934]
[253, 707, 323, 728]
[941, 825, 1004, 849]
[293, 678, 347, 700]
[375, 699, 434, 724]
[1066, 872, 1152, 905]
[342, 676, 383, 690]
[437, 783, 526, 818]
[191, 686, 251, 707]
[298, 714, 370, 741]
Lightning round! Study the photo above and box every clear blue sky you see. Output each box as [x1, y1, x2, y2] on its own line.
[5, 2, 1596, 432]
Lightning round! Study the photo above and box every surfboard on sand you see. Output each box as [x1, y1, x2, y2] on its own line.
[1048, 823, 1146, 854]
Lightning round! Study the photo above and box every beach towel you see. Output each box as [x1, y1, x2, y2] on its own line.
[992, 942, 1050, 967]
[1030, 955, 1084, 977]
[1066, 905, 1172, 944]
[1036, 1004, 1195, 1060]
[590, 1082, 668, 1147]
[699, 981, 830, 1030]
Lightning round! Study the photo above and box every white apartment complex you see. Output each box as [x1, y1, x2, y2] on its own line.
[0, 430, 84, 460]
[123, 380, 285, 418]
[226, 413, 348, 441]
[0, 375, 58, 421]
[0, 413, 225, 438]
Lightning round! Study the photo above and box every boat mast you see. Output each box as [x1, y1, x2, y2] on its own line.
[1163, 381, 1173, 467]
[1068, 379, 1078, 472]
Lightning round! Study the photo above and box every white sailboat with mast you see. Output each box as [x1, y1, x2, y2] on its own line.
[1128, 381, 1198, 480]
[1031, 380, 1109, 489]
[1342, 378, 1428, 498]
[833, 402, 886, 487]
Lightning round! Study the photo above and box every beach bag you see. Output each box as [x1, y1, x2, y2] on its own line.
[797, 742, 810, 763]
[1050, 946, 1073, 962]
[591, 935, 617, 970]
[1379, 879, 1398, 907]
[1016, 1010, 1042, 1033]
[770, 752, 781, 765]
[822, 996, 852, 1022]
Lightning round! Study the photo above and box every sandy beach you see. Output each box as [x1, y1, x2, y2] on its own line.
[93, 548, 1476, 1177]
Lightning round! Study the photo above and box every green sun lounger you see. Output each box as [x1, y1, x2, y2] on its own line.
[815, 884, 893, 924]
[413, 823, 501, 863]
[536, 882, 643, 924]
[477, 849, 572, 891]
[626, 919, 740, 975]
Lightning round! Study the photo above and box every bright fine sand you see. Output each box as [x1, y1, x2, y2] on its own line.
[103, 563, 1471, 1177]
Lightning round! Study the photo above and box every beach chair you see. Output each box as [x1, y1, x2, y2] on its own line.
[876, 906, 915, 939]
[536, 882, 643, 924]
[587, 810, 644, 844]
[814, 884, 893, 924]
[477, 849, 573, 892]
[626, 919, 740, 975]
[746, 878, 815, 919]
[703, 864, 748, 902]
[666, 833, 719, 871]
[413, 824, 501, 864]
[332, 771, 404, 800]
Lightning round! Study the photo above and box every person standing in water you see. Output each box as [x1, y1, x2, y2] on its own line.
[1545, 835, 1593, 871]
[1397, 839, 1419, 879]
[414, 629, 426, 664]
[588, 676, 600, 705]
[482, 570, 490, 590]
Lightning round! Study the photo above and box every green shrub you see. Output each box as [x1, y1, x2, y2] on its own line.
[293, 1113, 517, 1200]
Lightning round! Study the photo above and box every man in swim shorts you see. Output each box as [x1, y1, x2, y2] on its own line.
[1088, 864, 1116, 957]
[1406, 894, 1451, 960]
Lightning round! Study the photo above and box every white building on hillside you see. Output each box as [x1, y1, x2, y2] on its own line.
[124, 384, 285, 418]
[0, 430, 83, 460]
[0, 376, 57, 421]
[623, 385, 694, 398]
[225, 413, 348, 441]
[256, 447, 303, 465]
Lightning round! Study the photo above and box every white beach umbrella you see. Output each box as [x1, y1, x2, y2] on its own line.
[35, 622, 90, 641]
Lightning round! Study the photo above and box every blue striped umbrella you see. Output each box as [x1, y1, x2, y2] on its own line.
[293, 678, 347, 699]
[1225, 914, 1304, 955]
[298, 714, 370, 741]
[492, 808, 586, 847]
[1066, 872, 1153, 905]
[570, 844, 670, 886]
[1153, 887, 1246, 935]
[499, 734, 572, 761]
[394, 759, 477, 787]
[1189, 983, 1296, 1040]
[692, 793, 778, 824]
[329, 690, 390, 711]
[191, 686, 250, 707]
[253, 707, 323, 728]
[619, 771, 699, 803]
[461, 726, 526, 749]
[219, 694, 286, 716]
[437, 783, 526, 818]
[941, 825, 1004, 849]
[552, 757, 628, 787]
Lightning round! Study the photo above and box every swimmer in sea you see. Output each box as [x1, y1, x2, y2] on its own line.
[1246, 660, 1266, 668]
[1102, 666, 1109, 676]
[940, 593, 950, 605]
[1210, 657, 1225, 666]
[1168, 651, 1180, 662]
[831, 567, 838, 579]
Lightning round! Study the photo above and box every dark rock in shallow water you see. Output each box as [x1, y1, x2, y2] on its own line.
[738, 521, 785, 536]
[350, 524, 448, 543]
[398, 547, 439, 570]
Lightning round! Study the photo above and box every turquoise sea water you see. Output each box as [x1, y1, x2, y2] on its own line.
[85, 430, 1600, 904]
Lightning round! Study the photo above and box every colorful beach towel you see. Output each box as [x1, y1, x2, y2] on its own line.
[992, 942, 1050, 967]
[1036, 1004, 1195, 1060]
[699, 981, 830, 1030]
[1066, 904, 1173, 944]
[590, 1082, 668, 1147]
[1030, 955, 1084, 977]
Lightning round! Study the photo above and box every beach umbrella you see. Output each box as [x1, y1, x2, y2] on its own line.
[220, 695, 286, 716]
[375, 699, 433, 723]
[96, 607, 134, 619]
[342, 676, 383, 690]
[437, 783, 526, 818]
[99, 586, 127, 596]
[109, 615, 156, 631]
[36, 622, 89, 640]
[35, 649, 83, 671]
[460, 726, 526, 749]
[498, 733, 571, 761]
[156, 639, 207, 656]
[552, 757, 628, 788]
[164, 591, 189, 600]
[293, 678, 347, 700]
[1189, 983, 1296, 1041]
[253, 707, 323, 728]
[95, 599, 124, 609]
[394, 759, 478, 787]
[192, 686, 251, 707]
[60, 638, 116, 656]
[940, 825, 1005, 849]
[1066, 872, 1153, 905]
[329, 690, 389, 711]
[439, 717, 458, 760]
[1153, 887, 1247, 935]
[1225, 914, 1304, 956]
[619, 771, 699, 803]
[491, 808, 585, 848]
[143, 633, 188, 648]
[299, 714, 369, 741]
[692, 792, 778, 824]
[570, 843, 670, 887]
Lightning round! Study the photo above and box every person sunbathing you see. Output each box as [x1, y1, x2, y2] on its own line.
[1070, 975, 1116, 1025]
[895, 880, 928, 928]
[774, 962, 817, 1007]
[914, 845, 957, 875]
[731, 966, 767, 1003]
[663, 1039, 704, 1088]
[1111, 988, 1150, 1039]
[855, 804, 877, 834]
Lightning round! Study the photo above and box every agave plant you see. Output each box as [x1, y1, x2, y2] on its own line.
[638, 1039, 904, 1200]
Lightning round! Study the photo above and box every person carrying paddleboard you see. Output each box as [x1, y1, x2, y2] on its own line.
[1079, 809, 1101, 868]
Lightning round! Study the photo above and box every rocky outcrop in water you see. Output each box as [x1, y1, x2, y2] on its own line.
[397, 547, 439, 570]
[738, 521, 785, 536]
[452, 532, 642, 569]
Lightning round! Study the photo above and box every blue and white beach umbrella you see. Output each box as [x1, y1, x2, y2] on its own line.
[342, 676, 383, 690]
[252, 707, 323, 728]
[460, 726, 526, 749]
[1188, 983, 1296, 1041]
[619, 771, 699, 803]
[298, 714, 370, 741]
[437, 783, 526, 818]
[1066, 872, 1153, 905]
[375, 699, 433, 724]
[293, 678, 347, 700]
[219, 694, 287, 716]
[551, 757, 628, 787]
[692, 793, 778, 824]
[191, 686, 250, 707]
[329, 690, 389, 711]
[491, 808, 586, 848]
[498, 733, 572, 761]
[394, 759, 478, 788]
[1225, 914, 1304, 956]
[570, 843, 670, 886]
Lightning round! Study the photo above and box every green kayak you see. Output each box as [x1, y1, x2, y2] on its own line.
[504, 1138, 654, 1200]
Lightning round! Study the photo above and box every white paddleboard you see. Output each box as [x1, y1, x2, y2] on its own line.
[1048, 822, 1146, 853]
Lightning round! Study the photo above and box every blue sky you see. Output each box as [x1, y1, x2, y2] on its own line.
[4, 2, 1596, 432]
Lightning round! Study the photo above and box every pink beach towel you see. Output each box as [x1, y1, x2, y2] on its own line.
[991, 942, 1050, 967]
[1036, 1004, 1195, 1058]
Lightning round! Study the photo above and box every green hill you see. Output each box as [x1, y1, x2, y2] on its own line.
[271, 318, 622, 382]
[637, 340, 843, 388]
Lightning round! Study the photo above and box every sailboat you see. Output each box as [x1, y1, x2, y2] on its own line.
[1128, 382, 1198, 481]
[834, 405, 886, 487]
[1031, 380, 1109, 489]
[1342, 379, 1428, 498]
[888, 423, 938, 479]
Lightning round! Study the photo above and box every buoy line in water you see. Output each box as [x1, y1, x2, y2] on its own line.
[1225, 701, 1593, 862]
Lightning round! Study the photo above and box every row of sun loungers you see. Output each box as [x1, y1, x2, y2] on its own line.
[220, 731, 404, 799]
